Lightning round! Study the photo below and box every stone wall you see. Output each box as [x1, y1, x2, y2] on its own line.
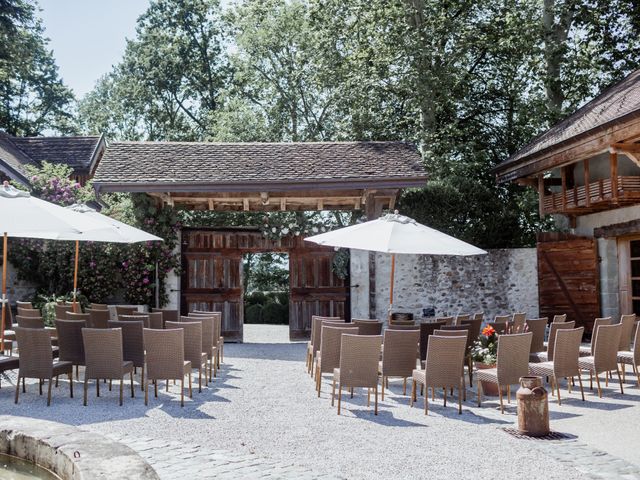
[5, 261, 37, 304]
[350, 248, 538, 321]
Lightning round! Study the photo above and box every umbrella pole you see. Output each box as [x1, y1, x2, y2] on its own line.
[1, 233, 6, 351]
[389, 253, 395, 320]
[72, 240, 79, 313]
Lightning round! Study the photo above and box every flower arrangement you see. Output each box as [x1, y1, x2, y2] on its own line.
[470, 325, 498, 365]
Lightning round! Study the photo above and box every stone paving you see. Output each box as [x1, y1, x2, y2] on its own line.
[107, 434, 344, 480]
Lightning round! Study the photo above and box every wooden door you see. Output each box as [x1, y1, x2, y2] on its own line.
[537, 233, 600, 335]
[289, 249, 349, 340]
[617, 236, 640, 316]
[181, 232, 243, 342]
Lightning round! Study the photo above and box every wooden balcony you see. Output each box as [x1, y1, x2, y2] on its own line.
[542, 176, 640, 215]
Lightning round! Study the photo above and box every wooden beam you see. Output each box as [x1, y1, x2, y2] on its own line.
[612, 142, 640, 153]
[388, 195, 396, 211]
[280, 198, 286, 211]
[538, 174, 545, 218]
[584, 158, 590, 207]
[243, 198, 250, 211]
[561, 167, 567, 211]
[208, 198, 214, 211]
[611, 150, 619, 202]
[317, 199, 324, 210]
[620, 150, 640, 168]
[354, 197, 361, 210]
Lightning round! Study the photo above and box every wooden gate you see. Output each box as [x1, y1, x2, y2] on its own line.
[181, 228, 349, 341]
[537, 233, 600, 335]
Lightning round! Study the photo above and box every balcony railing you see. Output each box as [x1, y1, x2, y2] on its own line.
[542, 176, 640, 215]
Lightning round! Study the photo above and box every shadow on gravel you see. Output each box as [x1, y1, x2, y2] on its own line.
[224, 343, 304, 362]
[350, 409, 425, 426]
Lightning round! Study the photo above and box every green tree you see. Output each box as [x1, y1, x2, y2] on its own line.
[0, 0, 75, 135]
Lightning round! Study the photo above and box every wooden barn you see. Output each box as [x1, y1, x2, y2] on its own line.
[494, 69, 640, 333]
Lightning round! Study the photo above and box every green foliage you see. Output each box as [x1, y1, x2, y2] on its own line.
[261, 301, 288, 325]
[33, 293, 88, 327]
[245, 303, 263, 324]
[0, 0, 75, 135]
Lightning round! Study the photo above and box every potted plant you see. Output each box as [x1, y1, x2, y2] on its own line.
[471, 325, 502, 396]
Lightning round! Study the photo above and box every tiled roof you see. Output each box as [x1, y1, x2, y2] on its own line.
[93, 141, 426, 187]
[498, 69, 640, 171]
[11, 135, 102, 171]
[0, 132, 35, 181]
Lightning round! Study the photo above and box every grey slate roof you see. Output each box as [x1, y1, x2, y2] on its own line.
[0, 132, 35, 182]
[93, 141, 426, 188]
[498, 69, 640, 170]
[10, 135, 102, 172]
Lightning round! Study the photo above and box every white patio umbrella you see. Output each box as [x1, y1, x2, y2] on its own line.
[0, 183, 111, 347]
[305, 212, 487, 316]
[66, 203, 163, 311]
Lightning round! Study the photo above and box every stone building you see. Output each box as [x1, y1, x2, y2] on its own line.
[494, 69, 640, 333]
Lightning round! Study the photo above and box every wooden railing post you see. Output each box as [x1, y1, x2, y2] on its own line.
[610, 149, 619, 202]
[584, 159, 591, 207]
[538, 174, 545, 217]
[561, 166, 567, 210]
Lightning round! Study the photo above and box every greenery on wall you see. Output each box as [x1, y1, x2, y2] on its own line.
[7, 162, 181, 306]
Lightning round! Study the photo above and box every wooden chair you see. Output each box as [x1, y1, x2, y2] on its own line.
[89, 303, 109, 310]
[579, 317, 612, 356]
[16, 315, 44, 329]
[553, 314, 567, 323]
[118, 314, 150, 328]
[352, 319, 383, 336]
[108, 320, 146, 391]
[190, 311, 224, 371]
[530, 321, 575, 362]
[618, 314, 636, 351]
[494, 314, 511, 323]
[526, 318, 548, 357]
[143, 328, 192, 407]
[14, 327, 73, 406]
[82, 328, 134, 406]
[180, 315, 216, 382]
[380, 329, 419, 398]
[17, 307, 40, 318]
[191, 310, 225, 363]
[16, 301, 33, 309]
[308, 316, 344, 376]
[166, 321, 208, 393]
[55, 319, 86, 379]
[436, 316, 454, 326]
[148, 312, 164, 330]
[418, 320, 447, 363]
[54, 304, 73, 320]
[411, 335, 467, 414]
[67, 312, 90, 322]
[511, 312, 526, 333]
[529, 327, 585, 404]
[151, 308, 178, 324]
[0, 355, 19, 389]
[618, 323, 640, 385]
[454, 314, 470, 325]
[477, 332, 533, 413]
[459, 318, 483, 386]
[331, 334, 382, 415]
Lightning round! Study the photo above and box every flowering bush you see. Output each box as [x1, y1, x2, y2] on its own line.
[470, 325, 498, 365]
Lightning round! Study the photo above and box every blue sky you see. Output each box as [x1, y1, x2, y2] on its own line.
[39, 0, 150, 99]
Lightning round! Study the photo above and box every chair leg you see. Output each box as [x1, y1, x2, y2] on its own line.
[403, 377, 407, 395]
[467, 355, 473, 387]
[477, 380, 482, 407]
[374, 384, 378, 415]
[337, 382, 342, 415]
[83, 379, 88, 406]
[68, 372, 73, 398]
[316, 367, 321, 397]
[498, 386, 504, 414]
[14, 374, 20, 404]
[145, 378, 149, 406]
[154, 380, 158, 398]
[555, 376, 562, 406]
[198, 366, 202, 393]
[381, 376, 385, 401]
[633, 363, 640, 386]
[621, 363, 626, 383]
[568, 377, 572, 393]
[595, 372, 602, 398]
[606, 370, 609, 387]
[616, 366, 624, 395]
[140, 365, 145, 392]
[119, 378, 124, 406]
[331, 377, 336, 406]
[350, 387, 353, 398]
[46, 378, 53, 406]
[130, 371, 135, 398]
[589, 371, 593, 390]
[443, 386, 447, 407]
[188, 372, 192, 398]
[22, 376, 25, 393]
[577, 373, 585, 401]
[367, 388, 371, 407]
[410, 380, 416, 407]
[97, 378, 100, 397]
[458, 380, 462, 414]
[39, 379, 42, 396]
[181, 377, 184, 407]
[424, 385, 429, 415]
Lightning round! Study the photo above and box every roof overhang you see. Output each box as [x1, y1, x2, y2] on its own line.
[494, 110, 640, 183]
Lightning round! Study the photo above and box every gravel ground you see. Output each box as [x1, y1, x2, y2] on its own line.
[0, 324, 638, 479]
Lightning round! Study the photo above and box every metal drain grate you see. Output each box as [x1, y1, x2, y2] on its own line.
[502, 428, 575, 441]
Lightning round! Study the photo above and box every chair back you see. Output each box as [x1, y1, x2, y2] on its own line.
[14, 327, 53, 378]
[152, 308, 178, 323]
[89, 303, 108, 310]
[55, 319, 85, 365]
[632, 323, 640, 365]
[512, 313, 526, 333]
[67, 312, 90, 322]
[593, 323, 622, 373]
[166, 321, 203, 366]
[547, 321, 575, 361]
[86, 308, 110, 328]
[54, 304, 73, 320]
[16, 315, 44, 329]
[310, 315, 342, 346]
[494, 315, 511, 323]
[386, 324, 419, 331]
[381, 329, 419, 377]
[312, 318, 345, 356]
[454, 314, 470, 325]
[424, 335, 467, 388]
[436, 326, 471, 351]
[459, 318, 482, 343]
[488, 322, 508, 335]
[189, 312, 222, 347]
[473, 312, 484, 322]
[590, 317, 613, 354]
[108, 320, 145, 367]
[436, 316, 454, 326]
[114, 305, 138, 316]
[553, 327, 584, 378]
[618, 314, 636, 351]
[148, 312, 164, 330]
[118, 314, 150, 328]
[419, 320, 447, 361]
[143, 328, 185, 380]
[389, 319, 415, 326]
[82, 328, 125, 379]
[181, 315, 213, 357]
[17, 307, 40, 318]
[525, 318, 548, 353]
[352, 319, 383, 336]
[16, 301, 33, 309]
[338, 334, 382, 388]
[496, 332, 533, 385]
[318, 325, 358, 374]
[552, 314, 567, 323]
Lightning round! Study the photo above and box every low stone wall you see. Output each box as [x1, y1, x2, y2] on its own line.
[350, 248, 538, 321]
[0, 416, 159, 479]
